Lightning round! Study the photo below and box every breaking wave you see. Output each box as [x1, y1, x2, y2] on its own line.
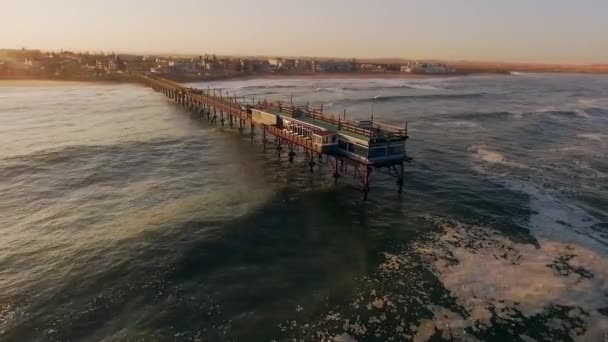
[446, 111, 523, 121]
[577, 133, 603, 141]
[400, 83, 444, 91]
[273, 213, 608, 341]
[349, 92, 486, 103]
[315, 87, 338, 92]
[469, 144, 526, 168]
[431, 120, 480, 129]
[239, 84, 299, 90]
[342, 82, 446, 92]
[418, 217, 608, 341]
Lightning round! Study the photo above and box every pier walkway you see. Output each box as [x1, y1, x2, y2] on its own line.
[141, 76, 411, 199]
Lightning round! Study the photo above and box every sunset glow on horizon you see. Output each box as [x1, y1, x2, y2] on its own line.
[1, 0, 607, 63]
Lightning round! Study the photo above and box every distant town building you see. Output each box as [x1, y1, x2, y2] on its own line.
[315, 60, 354, 72]
[268, 58, 282, 70]
[108, 55, 127, 72]
[294, 59, 312, 72]
[281, 59, 296, 70]
[359, 63, 388, 72]
[401, 61, 455, 74]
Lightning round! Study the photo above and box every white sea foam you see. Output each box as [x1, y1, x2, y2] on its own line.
[432, 120, 480, 129]
[577, 133, 603, 141]
[574, 109, 592, 118]
[469, 144, 525, 168]
[471, 145, 505, 163]
[577, 97, 608, 111]
[402, 83, 443, 91]
[417, 217, 608, 341]
[315, 87, 337, 92]
[500, 180, 606, 251]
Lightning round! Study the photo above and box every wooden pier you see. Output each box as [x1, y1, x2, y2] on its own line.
[142, 76, 411, 199]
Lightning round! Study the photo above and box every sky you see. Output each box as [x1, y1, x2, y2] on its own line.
[1, 0, 607, 63]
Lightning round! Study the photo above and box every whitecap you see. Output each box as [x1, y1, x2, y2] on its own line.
[401, 83, 444, 91]
[574, 108, 591, 118]
[315, 87, 336, 92]
[577, 133, 603, 141]
[500, 180, 606, 250]
[469, 145, 505, 164]
[432, 120, 480, 129]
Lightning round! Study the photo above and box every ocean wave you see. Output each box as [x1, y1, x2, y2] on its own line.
[315, 87, 337, 92]
[273, 213, 608, 341]
[499, 179, 608, 258]
[239, 84, 299, 90]
[575, 98, 608, 117]
[0, 138, 197, 179]
[343, 83, 445, 92]
[417, 217, 608, 341]
[524, 109, 582, 120]
[400, 83, 444, 91]
[349, 92, 486, 103]
[431, 120, 480, 129]
[526, 99, 608, 119]
[446, 111, 523, 121]
[469, 144, 525, 168]
[577, 133, 603, 141]
[578, 97, 608, 109]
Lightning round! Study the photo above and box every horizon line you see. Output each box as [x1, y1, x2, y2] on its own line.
[3, 46, 608, 67]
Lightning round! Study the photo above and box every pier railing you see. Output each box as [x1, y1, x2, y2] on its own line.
[143, 76, 408, 141]
[142, 76, 410, 199]
[255, 100, 407, 141]
[263, 124, 322, 153]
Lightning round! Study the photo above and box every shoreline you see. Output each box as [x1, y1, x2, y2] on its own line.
[0, 74, 139, 84]
[0, 72, 484, 85]
[166, 71, 490, 83]
[2, 69, 607, 85]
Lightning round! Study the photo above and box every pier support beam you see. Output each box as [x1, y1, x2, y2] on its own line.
[397, 163, 405, 193]
[363, 166, 372, 200]
[308, 152, 316, 173]
[332, 157, 340, 184]
[288, 144, 295, 163]
[277, 139, 283, 158]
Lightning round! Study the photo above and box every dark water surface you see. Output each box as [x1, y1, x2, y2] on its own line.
[1, 74, 607, 341]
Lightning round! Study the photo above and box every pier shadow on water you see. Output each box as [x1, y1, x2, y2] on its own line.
[1, 185, 425, 341]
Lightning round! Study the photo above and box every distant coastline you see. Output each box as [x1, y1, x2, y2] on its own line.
[3, 48, 607, 85]
[0, 73, 140, 83]
[1, 68, 607, 85]
[165, 71, 489, 83]
[0, 71, 493, 84]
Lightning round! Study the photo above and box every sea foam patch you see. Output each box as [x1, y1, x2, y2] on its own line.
[418, 218, 608, 341]
[469, 145, 526, 168]
[274, 213, 608, 341]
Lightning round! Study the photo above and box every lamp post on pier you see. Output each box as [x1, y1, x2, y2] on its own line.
[370, 96, 379, 139]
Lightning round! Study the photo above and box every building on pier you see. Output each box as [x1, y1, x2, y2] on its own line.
[251, 101, 409, 166]
[144, 76, 411, 199]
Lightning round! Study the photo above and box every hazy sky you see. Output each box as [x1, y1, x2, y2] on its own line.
[1, 0, 607, 63]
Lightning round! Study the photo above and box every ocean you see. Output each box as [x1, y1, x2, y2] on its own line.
[1, 74, 607, 341]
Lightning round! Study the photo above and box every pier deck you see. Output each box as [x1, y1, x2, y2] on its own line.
[141, 76, 411, 198]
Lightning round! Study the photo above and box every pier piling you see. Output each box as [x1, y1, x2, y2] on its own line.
[142, 76, 411, 199]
